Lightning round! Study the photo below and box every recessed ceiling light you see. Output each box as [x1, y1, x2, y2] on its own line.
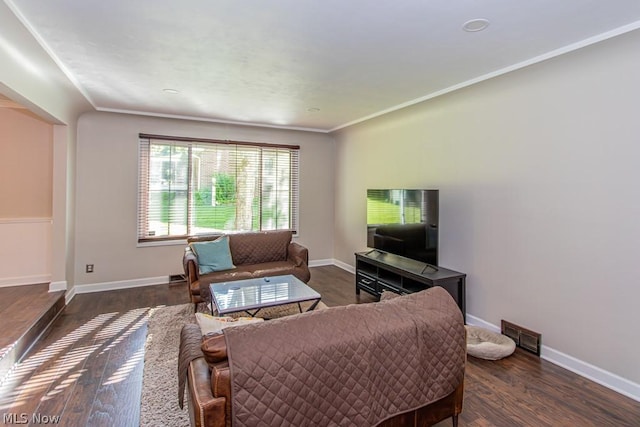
[307, 107, 320, 112]
[163, 88, 180, 94]
[463, 18, 490, 32]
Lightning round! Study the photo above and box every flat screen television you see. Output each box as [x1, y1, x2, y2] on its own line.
[366, 189, 439, 266]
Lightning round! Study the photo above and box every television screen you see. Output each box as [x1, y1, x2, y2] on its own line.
[367, 189, 439, 266]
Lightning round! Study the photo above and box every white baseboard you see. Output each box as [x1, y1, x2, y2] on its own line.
[71, 276, 170, 296]
[309, 259, 334, 267]
[49, 281, 67, 292]
[466, 314, 640, 402]
[332, 259, 355, 274]
[466, 314, 501, 333]
[0, 274, 51, 288]
[309, 258, 354, 273]
[64, 287, 76, 305]
[540, 346, 640, 402]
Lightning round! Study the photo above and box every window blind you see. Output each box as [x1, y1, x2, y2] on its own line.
[138, 134, 299, 243]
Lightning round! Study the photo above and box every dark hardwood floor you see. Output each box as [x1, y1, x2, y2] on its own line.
[0, 284, 65, 385]
[0, 266, 639, 426]
[0, 284, 64, 354]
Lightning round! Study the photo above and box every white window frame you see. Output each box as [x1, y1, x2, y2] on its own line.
[137, 133, 299, 245]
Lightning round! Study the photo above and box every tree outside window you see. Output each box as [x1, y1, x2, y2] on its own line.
[138, 135, 299, 243]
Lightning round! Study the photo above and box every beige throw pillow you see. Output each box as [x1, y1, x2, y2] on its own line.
[195, 312, 263, 335]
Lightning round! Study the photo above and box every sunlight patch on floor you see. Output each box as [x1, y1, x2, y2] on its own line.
[1, 343, 15, 360]
[99, 308, 149, 354]
[103, 347, 145, 386]
[0, 307, 153, 411]
[95, 307, 148, 342]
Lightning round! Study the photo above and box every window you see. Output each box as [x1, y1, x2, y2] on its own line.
[138, 134, 299, 243]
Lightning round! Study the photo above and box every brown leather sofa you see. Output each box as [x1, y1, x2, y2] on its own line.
[179, 288, 466, 427]
[182, 230, 311, 308]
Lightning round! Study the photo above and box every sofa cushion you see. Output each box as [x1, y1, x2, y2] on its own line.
[190, 236, 236, 274]
[249, 261, 300, 278]
[229, 230, 292, 265]
[200, 270, 254, 285]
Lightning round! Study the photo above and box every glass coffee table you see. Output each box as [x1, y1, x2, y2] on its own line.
[209, 274, 321, 318]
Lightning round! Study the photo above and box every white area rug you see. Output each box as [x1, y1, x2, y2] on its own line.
[140, 303, 194, 427]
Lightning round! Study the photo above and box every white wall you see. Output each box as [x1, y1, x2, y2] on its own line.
[0, 219, 52, 287]
[0, 107, 53, 286]
[333, 29, 640, 386]
[0, 107, 53, 217]
[74, 111, 335, 286]
[1, 3, 92, 290]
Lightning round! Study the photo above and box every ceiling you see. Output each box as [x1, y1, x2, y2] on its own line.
[6, 0, 640, 132]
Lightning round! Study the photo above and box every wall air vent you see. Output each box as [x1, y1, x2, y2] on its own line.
[501, 320, 541, 356]
[169, 274, 186, 284]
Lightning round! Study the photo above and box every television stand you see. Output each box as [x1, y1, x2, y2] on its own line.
[355, 251, 466, 321]
[421, 264, 439, 274]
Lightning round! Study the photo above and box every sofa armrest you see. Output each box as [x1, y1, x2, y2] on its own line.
[287, 242, 309, 266]
[202, 333, 227, 365]
[188, 358, 227, 427]
[184, 247, 203, 304]
[212, 362, 232, 424]
[199, 332, 232, 424]
[184, 246, 200, 281]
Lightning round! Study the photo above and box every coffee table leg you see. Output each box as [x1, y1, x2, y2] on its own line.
[244, 308, 262, 317]
[300, 298, 320, 313]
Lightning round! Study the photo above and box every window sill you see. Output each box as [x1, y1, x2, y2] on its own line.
[137, 230, 299, 248]
[137, 239, 187, 248]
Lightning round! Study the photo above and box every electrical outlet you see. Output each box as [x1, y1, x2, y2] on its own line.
[86, 264, 94, 273]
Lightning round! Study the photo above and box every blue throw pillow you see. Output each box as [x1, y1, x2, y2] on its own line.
[190, 236, 236, 274]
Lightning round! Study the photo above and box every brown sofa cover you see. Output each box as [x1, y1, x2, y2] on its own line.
[180, 287, 466, 427]
[183, 230, 311, 307]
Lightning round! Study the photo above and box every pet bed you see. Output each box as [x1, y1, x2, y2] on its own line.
[465, 325, 516, 360]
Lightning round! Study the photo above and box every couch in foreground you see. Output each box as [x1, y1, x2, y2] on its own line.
[183, 230, 311, 307]
[179, 287, 466, 427]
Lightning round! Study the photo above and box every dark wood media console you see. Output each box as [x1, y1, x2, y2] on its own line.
[355, 250, 467, 321]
